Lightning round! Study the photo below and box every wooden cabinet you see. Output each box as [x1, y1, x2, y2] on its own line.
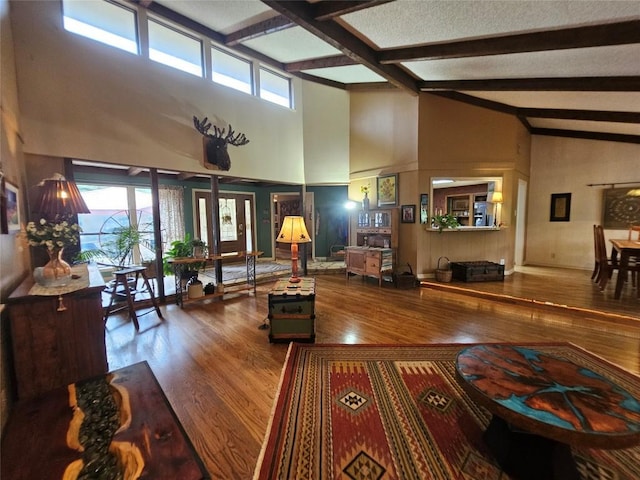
[268, 278, 316, 343]
[346, 247, 393, 286]
[6, 266, 107, 400]
[348, 208, 398, 285]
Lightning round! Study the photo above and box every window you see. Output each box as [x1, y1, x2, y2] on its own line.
[259, 68, 291, 108]
[211, 46, 253, 94]
[62, 0, 138, 54]
[148, 19, 203, 77]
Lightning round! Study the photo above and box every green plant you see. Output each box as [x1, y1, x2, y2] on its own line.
[162, 233, 208, 275]
[76, 224, 142, 267]
[431, 213, 460, 232]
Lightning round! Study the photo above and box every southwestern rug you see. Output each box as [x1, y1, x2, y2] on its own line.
[253, 343, 640, 480]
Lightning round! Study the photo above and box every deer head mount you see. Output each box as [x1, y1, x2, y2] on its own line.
[193, 115, 250, 171]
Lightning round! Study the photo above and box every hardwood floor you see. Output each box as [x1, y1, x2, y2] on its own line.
[105, 272, 639, 479]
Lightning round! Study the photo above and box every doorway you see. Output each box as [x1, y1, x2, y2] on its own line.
[271, 192, 314, 261]
[194, 191, 255, 254]
[515, 179, 528, 266]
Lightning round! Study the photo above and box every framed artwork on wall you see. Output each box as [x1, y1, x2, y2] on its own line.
[602, 187, 640, 229]
[1, 179, 20, 234]
[550, 193, 571, 222]
[401, 205, 415, 223]
[420, 194, 429, 224]
[377, 174, 397, 207]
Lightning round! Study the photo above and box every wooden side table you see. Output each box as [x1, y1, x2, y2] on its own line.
[6, 265, 108, 400]
[268, 278, 316, 343]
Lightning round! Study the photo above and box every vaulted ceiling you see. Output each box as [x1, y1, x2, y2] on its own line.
[139, 0, 640, 144]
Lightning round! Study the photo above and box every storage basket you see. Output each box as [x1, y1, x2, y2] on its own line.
[435, 256, 452, 282]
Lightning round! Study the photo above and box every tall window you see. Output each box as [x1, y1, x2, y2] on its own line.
[259, 68, 291, 108]
[148, 19, 203, 77]
[211, 46, 253, 94]
[62, 0, 138, 54]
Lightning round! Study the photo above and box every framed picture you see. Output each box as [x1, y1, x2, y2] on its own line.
[420, 194, 429, 224]
[377, 174, 397, 207]
[550, 193, 571, 222]
[1, 179, 20, 234]
[401, 204, 416, 223]
[602, 187, 640, 229]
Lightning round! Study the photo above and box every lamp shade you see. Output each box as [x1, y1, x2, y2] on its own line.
[34, 173, 90, 217]
[277, 216, 311, 244]
[490, 191, 503, 203]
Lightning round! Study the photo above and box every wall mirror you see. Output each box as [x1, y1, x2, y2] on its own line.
[430, 177, 503, 227]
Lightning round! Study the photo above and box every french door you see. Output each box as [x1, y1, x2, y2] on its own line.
[195, 191, 255, 254]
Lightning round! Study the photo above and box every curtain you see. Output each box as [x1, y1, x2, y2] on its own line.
[159, 185, 185, 249]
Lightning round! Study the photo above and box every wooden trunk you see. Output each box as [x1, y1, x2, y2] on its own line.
[268, 278, 316, 343]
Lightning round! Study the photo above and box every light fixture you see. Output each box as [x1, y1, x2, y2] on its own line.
[491, 191, 503, 226]
[277, 216, 311, 283]
[34, 173, 90, 218]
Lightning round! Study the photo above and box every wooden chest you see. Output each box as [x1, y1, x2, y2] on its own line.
[268, 278, 316, 343]
[451, 261, 505, 282]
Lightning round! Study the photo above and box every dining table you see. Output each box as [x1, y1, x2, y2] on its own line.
[609, 238, 640, 299]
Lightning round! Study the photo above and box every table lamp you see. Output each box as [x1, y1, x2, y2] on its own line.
[490, 191, 503, 226]
[35, 173, 90, 219]
[277, 216, 311, 283]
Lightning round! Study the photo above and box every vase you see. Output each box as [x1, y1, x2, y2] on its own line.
[362, 192, 370, 211]
[40, 248, 72, 282]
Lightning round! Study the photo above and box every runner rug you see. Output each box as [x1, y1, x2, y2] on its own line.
[253, 343, 640, 480]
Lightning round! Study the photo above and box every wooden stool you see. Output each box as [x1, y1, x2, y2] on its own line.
[104, 266, 163, 330]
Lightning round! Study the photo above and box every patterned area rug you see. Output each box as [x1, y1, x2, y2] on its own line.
[253, 343, 640, 480]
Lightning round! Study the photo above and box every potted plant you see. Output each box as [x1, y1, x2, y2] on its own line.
[191, 238, 208, 259]
[162, 233, 207, 280]
[431, 213, 460, 233]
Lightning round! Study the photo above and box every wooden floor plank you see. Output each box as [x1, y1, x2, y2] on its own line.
[103, 269, 639, 478]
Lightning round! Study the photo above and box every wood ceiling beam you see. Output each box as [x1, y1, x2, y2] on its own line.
[311, 1, 395, 21]
[127, 167, 145, 176]
[262, 0, 419, 94]
[521, 109, 640, 124]
[286, 55, 357, 72]
[418, 77, 640, 92]
[379, 20, 640, 63]
[531, 128, 640, 145]
[225, 15, 294, 46]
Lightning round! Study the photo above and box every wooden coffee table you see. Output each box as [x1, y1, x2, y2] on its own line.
[456, 344, 640, 480]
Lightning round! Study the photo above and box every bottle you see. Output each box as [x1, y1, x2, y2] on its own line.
[187, 276, 204, 298]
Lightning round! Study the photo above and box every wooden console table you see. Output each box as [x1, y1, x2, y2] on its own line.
[345, 247, 393, 286]
[1, 361, 210, 479]
[169, 251, 262, 307]
[6, 265, 108, 400]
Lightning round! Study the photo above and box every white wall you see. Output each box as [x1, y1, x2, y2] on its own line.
[10, 1, 349, 186]
[527, 135, 640, 269]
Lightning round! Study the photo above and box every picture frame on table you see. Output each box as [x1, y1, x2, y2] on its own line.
[1, 179, 20, 234]
[377, 174, 398, 207]
[401, 205, 416, 223]
[420, 194, 429, 224]
[550, 193, 571, 222]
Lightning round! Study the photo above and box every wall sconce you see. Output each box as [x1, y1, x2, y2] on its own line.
[277, 216, 311, 283]
[34, 173, 90, 218]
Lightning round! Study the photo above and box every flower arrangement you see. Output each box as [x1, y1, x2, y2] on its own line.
[25, 218, 81, 250]
[360, 185, 370, 195]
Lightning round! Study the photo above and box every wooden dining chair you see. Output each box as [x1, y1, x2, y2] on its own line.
[595, 225, 619, 290]
[629, 225, 640, 241]
[591, 224, 601, 281]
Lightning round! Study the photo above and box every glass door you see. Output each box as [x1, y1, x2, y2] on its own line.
[195, 191, 255, 254]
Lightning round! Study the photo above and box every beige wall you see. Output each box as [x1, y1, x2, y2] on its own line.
[1, 0, 30, 432]
[528, 136, 640, 269]
[10, 0, 349, 186]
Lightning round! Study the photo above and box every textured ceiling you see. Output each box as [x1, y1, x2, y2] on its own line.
[149, 0, 640, 144]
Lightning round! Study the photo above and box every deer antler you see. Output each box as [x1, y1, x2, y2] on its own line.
[225, 125, 250, 147]
[193, 116, 214, 136]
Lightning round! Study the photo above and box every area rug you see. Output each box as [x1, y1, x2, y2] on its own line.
[200, 262, 290, 283]
[253, 343, 640, 480]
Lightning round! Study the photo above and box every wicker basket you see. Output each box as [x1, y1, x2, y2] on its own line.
[435, 256, 452, 282]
